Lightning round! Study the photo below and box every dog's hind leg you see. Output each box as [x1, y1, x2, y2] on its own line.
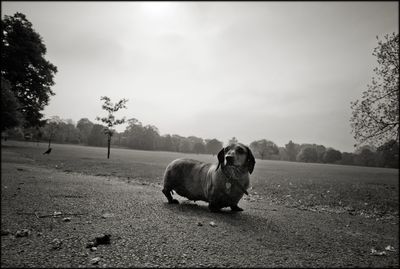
[162, 188, 179, 204]
[162, 165, 180, 204]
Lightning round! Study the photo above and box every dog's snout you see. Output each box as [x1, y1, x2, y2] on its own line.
[226, 149, 235, 156]
[226, 155, 234, 164]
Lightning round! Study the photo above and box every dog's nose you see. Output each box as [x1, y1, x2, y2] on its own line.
[226, 155, 234, 164]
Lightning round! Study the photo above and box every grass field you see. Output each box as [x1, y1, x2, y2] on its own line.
[2, 140, 399, 221]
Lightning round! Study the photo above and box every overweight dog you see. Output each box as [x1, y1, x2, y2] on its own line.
[162, 143, 255, 212]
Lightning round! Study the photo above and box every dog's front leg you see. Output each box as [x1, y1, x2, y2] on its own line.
[162, 189, 179, 204]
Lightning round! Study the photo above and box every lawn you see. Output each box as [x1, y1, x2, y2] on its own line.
[2, 140, 398, 221]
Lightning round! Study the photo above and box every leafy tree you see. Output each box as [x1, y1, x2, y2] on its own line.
[159, 134, 173, 151]
[1, 13, 57, 128]
[285, 140, 300, 161]
[250, 139, 279, 160]
[315, 145, 326, 163]
[171, 134, 184, 152]
[278, 147, 288, 161]
[296, 143, 326, 163]
[111, 131, 123, 146]
[187, 136, 204, 153]
[350, 33, 399, 147]
[124, 118, 144, 149]
[193, 142, 206, 154]
[123, 118, 160, 151]
[296, 147, 318, 163]
[143, 124, 160, 150]
[205, 139, 223, 156]
[376, 139, 399, 168]
[87, 124, 107, 147]
[354, 148, 377, 167]
[50, 122, 68, 143]
[179, 138, 191, 153]
[1, 78, 22, 131]
[354, 144, 376, 155]
[340, 152, 355, 165]
[62, 120, 80, 144]
[4, 127, 24, 140]
[77, 118, 94, 144]
[322, 148, 342, 164]
[96, 96, 128, 159]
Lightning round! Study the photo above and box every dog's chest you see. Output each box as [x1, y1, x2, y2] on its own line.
[218, 167, 249, 197]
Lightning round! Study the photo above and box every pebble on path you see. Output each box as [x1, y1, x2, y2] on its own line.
[91, 257, 101, 265]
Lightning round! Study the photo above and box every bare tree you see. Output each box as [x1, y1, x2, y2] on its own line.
[350, 33, 399, 148]
[43, 116, 62, 149]
[228, 137, 238, 145]
[96, 96, 128, 159]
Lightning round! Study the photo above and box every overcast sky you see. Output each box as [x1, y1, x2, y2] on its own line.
[2, 1, 398, 152]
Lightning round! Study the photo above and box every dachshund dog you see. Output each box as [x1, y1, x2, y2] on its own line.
[162, 143, 255, 212]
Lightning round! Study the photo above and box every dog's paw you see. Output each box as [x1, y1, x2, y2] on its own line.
[230, 205, 244, 212]
[208, 204, 221, 213]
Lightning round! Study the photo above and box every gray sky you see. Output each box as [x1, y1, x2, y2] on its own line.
[2, 1, 398, 152]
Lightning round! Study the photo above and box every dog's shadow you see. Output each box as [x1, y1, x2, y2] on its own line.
[161, 200, 280, 233]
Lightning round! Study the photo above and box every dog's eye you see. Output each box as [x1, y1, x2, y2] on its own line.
[237, 148, 244, 154]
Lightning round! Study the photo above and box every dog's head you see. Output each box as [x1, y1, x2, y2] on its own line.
[217, 143, 256, 174]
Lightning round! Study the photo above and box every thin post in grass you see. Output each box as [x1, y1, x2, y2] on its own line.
[96, 96, 128, 159]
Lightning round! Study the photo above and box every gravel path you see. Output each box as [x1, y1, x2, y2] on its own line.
[1, 150, 398, 267]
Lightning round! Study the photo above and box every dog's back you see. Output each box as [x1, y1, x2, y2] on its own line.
[163, 158, 214, 202]
[162, 158, 246, 205]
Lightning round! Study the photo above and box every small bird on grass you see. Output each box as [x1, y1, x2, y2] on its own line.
[43, 148, 52, 155]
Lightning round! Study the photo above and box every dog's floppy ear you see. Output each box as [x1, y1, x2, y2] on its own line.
[245, 146, 256, 174]
[216, 147, 225, 170]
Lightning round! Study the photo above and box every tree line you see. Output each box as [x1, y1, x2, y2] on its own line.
[4, 117, 398, 168]
[248, 139, 398, 168]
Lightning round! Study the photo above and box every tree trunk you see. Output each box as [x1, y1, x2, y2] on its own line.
[48, 136, 51, 149]
[107, 135, 111, 159]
